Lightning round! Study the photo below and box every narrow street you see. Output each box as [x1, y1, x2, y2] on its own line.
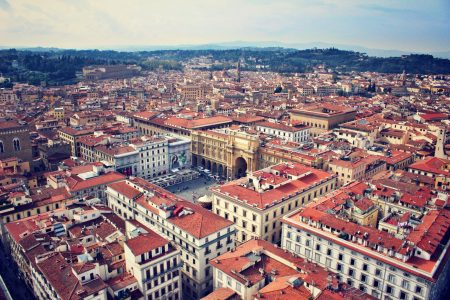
[0, 241, 35, 300]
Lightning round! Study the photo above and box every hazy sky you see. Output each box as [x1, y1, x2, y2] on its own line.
[0, 0, 449, 52]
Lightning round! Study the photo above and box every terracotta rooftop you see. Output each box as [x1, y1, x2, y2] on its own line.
[36, 253, 107, 300]
[125, 230, 169, 256]
[213, 163, 335, 209]
[201, 287, 238, 300]
[66, 172, 125, 192]
[108, 178, 234, 239]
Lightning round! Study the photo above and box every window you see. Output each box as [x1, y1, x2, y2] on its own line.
[337, 263, 342, 271]
[388, 274, 396, 284]
[338, 254, 343, 261]
[373, 279, 379, 288]
[13, 138, 21, 151]
[415, 286, 422, 295]
[348, 268, 354, 277]
[400, 291, 408, 300]
[315, 253, 321, 262]
[236, 282, 242, 292]
[362, 263, 368, 271]
[386, 285, 394, 295]
[402, 280, 410, 290]
[350, 258, 355, 266]
[227, 276, 232, 286]
[0, 141, 3, 153]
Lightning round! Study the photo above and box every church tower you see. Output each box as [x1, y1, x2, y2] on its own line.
[236, 59, 241, 83]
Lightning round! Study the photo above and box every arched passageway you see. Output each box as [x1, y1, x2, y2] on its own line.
[235, 157, 247, 179]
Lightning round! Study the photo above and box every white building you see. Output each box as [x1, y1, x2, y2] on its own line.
[255, 121, 310, 143]
[281, 207, 450, 300]
[130, 135, 169, 179]
[106, 177, 235, 299]
[124, 220, 182, 300]
[94, 145, 139, 176]
[168, 137, 191, 171]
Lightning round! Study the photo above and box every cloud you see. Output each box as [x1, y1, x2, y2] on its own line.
[359, 3, 417, 15]
[0, 0, 10, 10]
[0, 0, 448, 52]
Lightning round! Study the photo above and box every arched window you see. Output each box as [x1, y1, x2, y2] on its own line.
[13, 138, 21, 151]
[0, 140, 4, 153]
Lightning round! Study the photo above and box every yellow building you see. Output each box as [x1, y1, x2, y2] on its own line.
[178, 84, 207, 100]
[290, 103, 356, 136]
[52, 107, 65, 120]
[257, 139, 324, 169]
[191, 127, 260, 179]
[58, 127, 94, 157]
[328, 154, 387, 187]
[211, 162, 336, 244]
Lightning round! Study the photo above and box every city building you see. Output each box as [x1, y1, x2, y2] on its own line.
[177, 84, 207, 101]
[124, 220, 182, 300]
[133, 112, 232, 139]
[255, 121, 310, 143]
[257, 139, 327, 169]
[408, 157, 450, 190]
[191, 127, 260, 179]
[281, 205, 450, 300]
[328, 153, 387, 187]
[58, 127, 95, 157]
[82, 65, 141, 80]
[106, 177, 235, 299]
[290, 104, 356, 137]
[0, 120, 33, 161]
[211, 162, 336, 244]
[207, 238, 376, 300]
[130, 135, 169, 179]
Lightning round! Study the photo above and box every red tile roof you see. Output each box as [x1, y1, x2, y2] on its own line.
[125, 230, 169, 256]
[214, 163, 335, 209]
[110, 178, 234, 239]
[201, 287, 237, 300]
[66, 172, 125, 192]
[36, 253, 107, 300]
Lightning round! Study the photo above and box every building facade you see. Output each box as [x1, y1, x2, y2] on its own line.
[106, 177, 235, 299]
[124, 222, 182, 300]
[281, 207, 450, 300]
[191, 127, 260, 179]
[255, 121, 310, 143]
[0, 120, 32, 161]
[290, 104, 356, 137]
[211, 162, 336, 244]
